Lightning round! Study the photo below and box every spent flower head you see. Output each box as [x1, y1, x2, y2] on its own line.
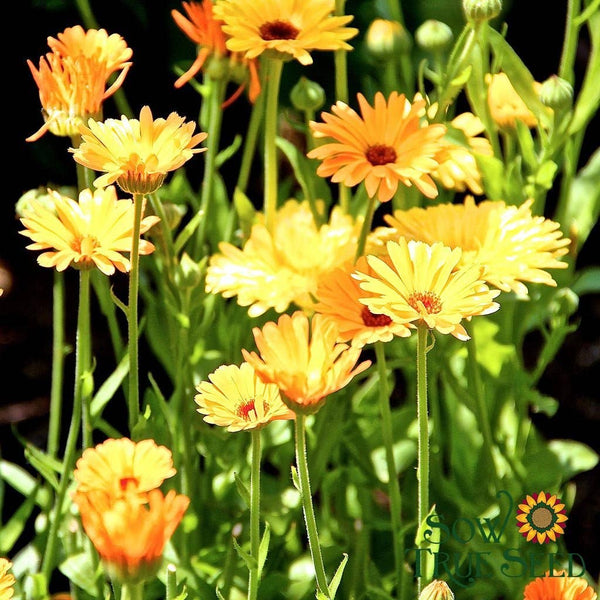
[70, 105, 207, 194]
[213, 0, 358, 65]
[308, 91, 447, 202]
[19, 186, 159, 275]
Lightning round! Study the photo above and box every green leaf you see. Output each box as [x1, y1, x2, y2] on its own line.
[215, 134, 242, 168]
[475, 154, 505, 200]
[233, 187, 257, 239]
[174, 208, 205, 254]
[449, 64, 472, 87]
[0, 481, 40, 553]
[232, 536, 258, 571]
[234, 472, 250, 507]
[572, 266, 600, 295]
[327, 553, 348, 599]
[90, 352, 129, 420]
[258, 522, 271, 576]
[547, 440, 599, 481]
[59, 552, 103, 597]
[0, 460, 51, 508]
[290, 465, 301, 491]
[415, 505, 441, 584]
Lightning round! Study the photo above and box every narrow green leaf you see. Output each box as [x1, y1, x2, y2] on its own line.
[59, 552, 102, 597]
[90, 353, 129, 419]
[290, 465, 300, 491]
[232, 536, 258, 571]
[327, 553, 348, 599]
[0, 482, 40, 553]
[23, 446, 59, 492]
[233, 187, 257, 238]
[257, 522, 271, 576]
[234, 472, 250, 507]
[0, 460, 51, 508]
[174, 208, 205, 254]
[215, 134, 242, 168]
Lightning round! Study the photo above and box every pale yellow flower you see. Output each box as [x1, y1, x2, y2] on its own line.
[0, 559, 15, 600]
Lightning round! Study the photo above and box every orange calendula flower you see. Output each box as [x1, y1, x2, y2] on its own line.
[516, 491, 568, 544]
[308, 92, 447, 202]
[73, 438, 177, 501]
[19, 186, 159, 275]
[524, 571, 597, 600]
[432, 111, 493, 195]
[70, 105, 207, 194]
[0, 558, 15, 600]
[205, 199, 363, 316]
[73, 488, 189, 584]
[486, 72, 544, 129]
[195, 362, 295, 431]
[242, 311, 371, 413]
[313, 256, 412, 347]
[355, 238, 500, 341]
[377, 196, 570, 296]
[213, 0, 358, 66]
[172, 0, 260, 103]
[27, 26, 132, 142]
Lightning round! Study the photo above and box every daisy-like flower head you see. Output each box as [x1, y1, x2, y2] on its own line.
[27, 26, 132, 143]
[516, 491, 568, 544]
[0, 558, 15, 600]
[205, 199, 363, 316]
[172, 0, 260, 103]
[313, 256, 413, 347]
[431, 111, 493, 195]
[72, 488, 189, 585]
[419, 579, 455, 600]
[486, 72, 544, 130]
[379, 196, 571, 296]
[70, 105, 207, 194]
[19, 186, 160, 275]
[195, 362, 295, 431]
[355, 238, 500, 341]
[242, 311, 371, 414]
[213, 0, 358, 66]
[308, 91, 447, 202]
[73, 438, 177, 501]
[524, 571, 597, 600]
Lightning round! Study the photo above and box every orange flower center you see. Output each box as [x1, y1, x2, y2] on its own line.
[119, 476, 140, 492]
[360, 306, 393, 327]
[259, 19, 300, 41]
[407, 291, 442, 314]
[366, 144, 397, 166]
[72, 235, 99, 257]
[236, 399, 270, 421]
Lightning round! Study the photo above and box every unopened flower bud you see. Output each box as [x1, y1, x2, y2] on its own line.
[175, 253, 205, 289]
[539, 75, 574, 112]
[419, 579, 455, 600]
[365, 18, 412, 60]
[462, 0, 502, 23]
[415, 20, 454, 53]
[15, 186, 75, 217]
[290, 77, 326, 113]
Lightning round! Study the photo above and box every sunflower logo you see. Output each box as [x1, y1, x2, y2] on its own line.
[516, 491, 568, 544]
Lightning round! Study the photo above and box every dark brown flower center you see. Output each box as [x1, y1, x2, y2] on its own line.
[366, 144, 397, 166]
[361, 306, 392, 327]
[259, 19, 300, 41]
[407, 291, 442, 314]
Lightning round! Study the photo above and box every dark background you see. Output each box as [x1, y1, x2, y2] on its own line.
[3, 0, 599, 582]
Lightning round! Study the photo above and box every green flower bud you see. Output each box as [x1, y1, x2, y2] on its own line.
[290, 77, 326, 113]
[204, 55, 230, 80]
[462, 0, 502, 23]
[15, 186, 76, 217]
[175, 253, 205, 289]
[365, 18, 412, 60]
[539, 75, 574, 112]
[415, 19, 454, 53]
[419, 579, 455, 600]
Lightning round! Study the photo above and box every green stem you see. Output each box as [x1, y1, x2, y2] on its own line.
[121, 582, 144, 600]
[47, 271, 66, 457]
[415, 325, 429, 595]
[237, 74, 267, 194]
[558, 0, 580, 85]
[294, 414, 330, 598]
[264, 58, 284, 232]
[166, 564, 177, 600]
[41, 268, 91, 584]
[195, 76, 227, 255]
[355, 193, 377, 260]
[248, 429, 262, 600]
[374, 342, 405, 599]
[127, 193, 144, 434]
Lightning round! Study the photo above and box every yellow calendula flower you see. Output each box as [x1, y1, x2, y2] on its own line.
[313, 256, 413, 347]
[19, 186, 159, 275]
[195, 362, 295, 431]
[27, 26, 132, 142]
[524, 571, 597, 600]
[205, 199, 363, 316]
[377, 196, 571, 296]
[70, 105, 207, 194]
[213, 0, 358, 66]
[73, 438, 177, 501]
[72, 488, 189, 585]
[0, 558, 15, 600]
[486, 72, 544, 129]
[242, 311, 371, 413]
[172, 0, 260, 103]
[355, 238, 500, 341]
[308, 91, 447, 202]
[432, 111, 493, 195]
